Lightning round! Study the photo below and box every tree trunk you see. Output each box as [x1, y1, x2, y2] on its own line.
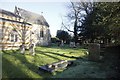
[20, 22, 26, 54]
[74, 19, 78, 45]
[90, 38, 94, 43]
[20, 44, 25, 54]
[21, 36, 25, 54]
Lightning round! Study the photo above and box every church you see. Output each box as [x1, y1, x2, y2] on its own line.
[0, 7, 51, 50]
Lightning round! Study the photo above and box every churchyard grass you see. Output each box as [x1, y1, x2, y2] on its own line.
[1, 45, 87, 78]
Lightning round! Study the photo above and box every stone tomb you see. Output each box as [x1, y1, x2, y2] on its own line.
[39, 60, 72, 72]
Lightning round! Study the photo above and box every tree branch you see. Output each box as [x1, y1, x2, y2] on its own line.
[62, 22, 74, 33]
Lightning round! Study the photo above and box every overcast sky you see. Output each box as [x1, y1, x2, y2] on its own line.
[0, 1, 70, 37]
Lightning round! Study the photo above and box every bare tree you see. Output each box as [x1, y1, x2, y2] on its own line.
[62, 1, 93, 45]
[20, 20, 29, 54]
[10, 20, 31, 54]
[14, 7, 33, 54]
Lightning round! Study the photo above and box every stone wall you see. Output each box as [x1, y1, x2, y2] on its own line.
[0, 13, 31, 50]
[32, 25, 51, 46]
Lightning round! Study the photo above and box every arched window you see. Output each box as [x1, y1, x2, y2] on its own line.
[9, 30, 18, 42]
[40, 27, 44, 37]
[40, 30, 44, 37]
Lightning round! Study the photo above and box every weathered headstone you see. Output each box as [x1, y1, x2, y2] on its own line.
[20, 44, 25, 54]
[60, 40, 64, 47]
[76, 43, 80, 47]
[69, 42, 76, 48]
[29, 44, 35, 55]
[88, 43, 100, 61]
[57, 41, 61, 46]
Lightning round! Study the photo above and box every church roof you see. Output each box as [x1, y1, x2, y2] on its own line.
[0, 8, 21, 18]
[14, 7, 49, 27]
[0, 17, 31, 25]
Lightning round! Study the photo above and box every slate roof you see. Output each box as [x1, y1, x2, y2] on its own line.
[0, 8, 21, 18]
[0, 9, 31, 25]
[14, 7, 49, 27]
[0, 17, 31, 25]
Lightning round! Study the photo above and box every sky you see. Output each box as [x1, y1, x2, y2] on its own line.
[0, 1, 70, 37]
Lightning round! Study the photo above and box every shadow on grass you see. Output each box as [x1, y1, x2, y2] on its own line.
[2, 56, 29, 78]
[35, 50, 61, 61]
[2, 50, 54, 78]
[2, 45, 120, 78]
[36, 50, 82, 60]
[2, 46, 87, 78]
[41, 44, 82, 50]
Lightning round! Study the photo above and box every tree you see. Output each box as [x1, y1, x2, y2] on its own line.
[20, 21, 30, 54]
[56, 30, 70, 46]
[63, 2, 120, 45]
[94, 2, 120, 44]
[80, 2, 99, 43]
[66, 2, 120, 45]
[11, 20, 31, 54]
[82, 2, 120, 44]
[63, 2, 93, 45]
[14, 6, 33, 54]
[51, 37, 60, 43]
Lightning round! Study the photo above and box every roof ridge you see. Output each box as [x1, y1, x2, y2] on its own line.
[15, 6, 43, 17]
[0, 8, 21, 18]
[14, 6, 49, 27]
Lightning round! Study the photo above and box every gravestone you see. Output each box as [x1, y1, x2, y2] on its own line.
[76, 43, 80, 47]
[60, 40, 64, 47]
[88, 43, 100, 61]
[29, 44, 35, 55]
[69, 42, 76, 48]
[20, 44, 25, 54]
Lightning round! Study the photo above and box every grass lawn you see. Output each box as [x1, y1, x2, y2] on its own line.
[1, 45, 87, 78]
[1, 44, 119, 78]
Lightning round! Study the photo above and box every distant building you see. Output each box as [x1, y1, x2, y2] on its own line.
[0, 7, 51, 50]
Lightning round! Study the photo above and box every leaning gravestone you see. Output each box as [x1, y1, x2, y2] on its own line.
[88, 43, 100, 61]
